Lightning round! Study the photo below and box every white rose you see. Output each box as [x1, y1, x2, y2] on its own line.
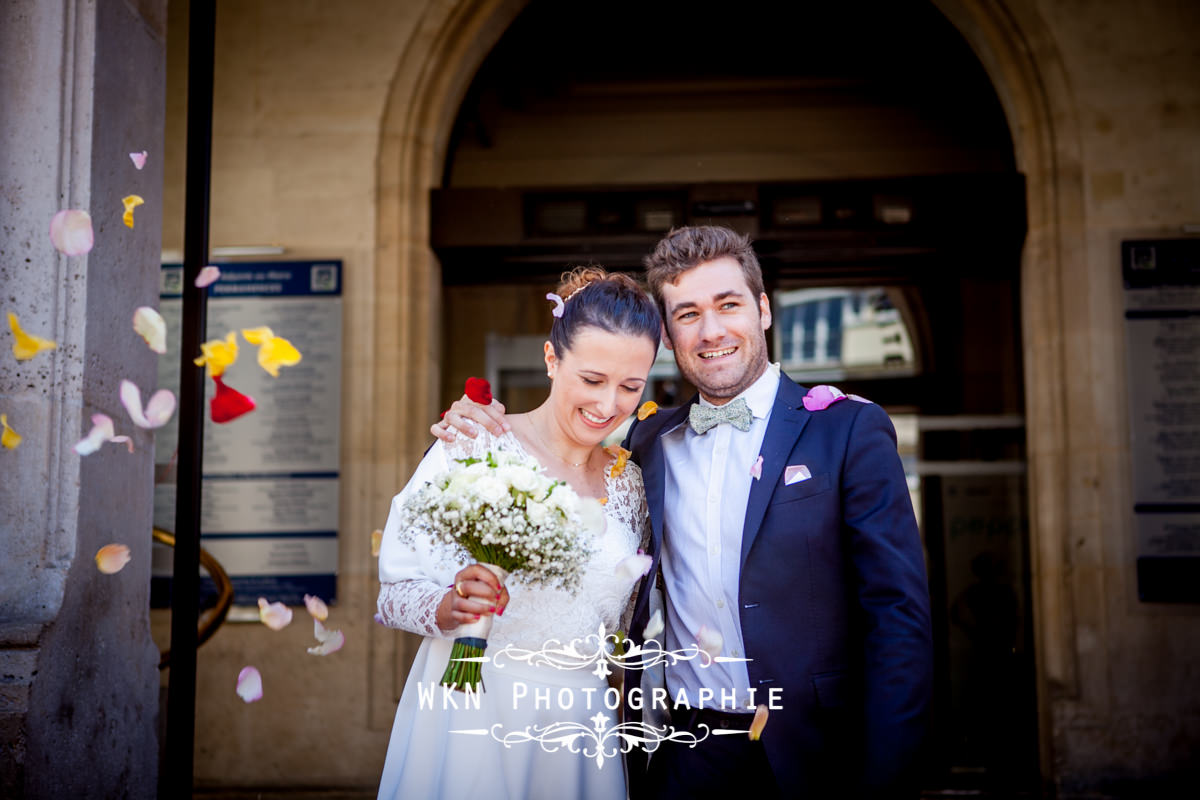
[526, 500, 549, 525]
[473, 475, 510, 505]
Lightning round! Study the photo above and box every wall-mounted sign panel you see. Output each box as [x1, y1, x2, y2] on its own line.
[1123, 239, 1200, 602]
[153, 261, 342, 606]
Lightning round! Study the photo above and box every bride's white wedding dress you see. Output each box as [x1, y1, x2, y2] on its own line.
[376, 429, 649, 800]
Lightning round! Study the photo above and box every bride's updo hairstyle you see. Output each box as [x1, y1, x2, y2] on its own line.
[549, 266, 661, 358]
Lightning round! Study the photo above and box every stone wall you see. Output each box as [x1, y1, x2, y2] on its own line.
[0, 0, 166, 796]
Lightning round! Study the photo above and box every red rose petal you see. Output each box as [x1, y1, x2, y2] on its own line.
[464, 377, 492, 405]
[211, 375, 256, 423]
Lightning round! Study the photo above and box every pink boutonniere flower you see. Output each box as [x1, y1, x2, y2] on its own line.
[803, 385, 874, 411]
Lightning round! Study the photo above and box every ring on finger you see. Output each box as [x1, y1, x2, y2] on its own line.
[455, 581, 466, 598]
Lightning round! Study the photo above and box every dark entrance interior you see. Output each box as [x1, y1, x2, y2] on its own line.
[432, 0, 1038, 793]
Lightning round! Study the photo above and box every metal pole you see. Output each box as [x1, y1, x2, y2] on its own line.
[163, 0, 215, 796]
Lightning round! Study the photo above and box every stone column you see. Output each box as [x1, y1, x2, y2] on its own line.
[0, 1, 166, 796]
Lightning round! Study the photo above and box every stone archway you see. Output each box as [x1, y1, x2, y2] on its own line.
[368, 0, 1083, 778]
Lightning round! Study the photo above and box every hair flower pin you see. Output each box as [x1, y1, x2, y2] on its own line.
[546, 293, 565, 318]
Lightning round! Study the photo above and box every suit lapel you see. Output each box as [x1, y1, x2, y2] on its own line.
[740, 377, 811, 569]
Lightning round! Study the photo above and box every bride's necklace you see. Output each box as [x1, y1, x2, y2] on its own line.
[527, 413, 590, 469]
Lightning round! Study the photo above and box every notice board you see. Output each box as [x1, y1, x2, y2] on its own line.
[152, 261, 342, 606]
[1122, 239, 1200, 602]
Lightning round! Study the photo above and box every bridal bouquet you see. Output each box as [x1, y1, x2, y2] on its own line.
[400, 450, 602, 690]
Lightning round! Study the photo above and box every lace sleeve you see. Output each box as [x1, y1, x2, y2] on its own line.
[375, 430, 518, 638]
[376, 441, 460, 639]
[377, 579, 449, 637]
[607, 460, 651, 635]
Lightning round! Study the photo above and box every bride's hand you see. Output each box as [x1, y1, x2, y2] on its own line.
[436, 563, 511, 631]
[431, 395, 509, 443]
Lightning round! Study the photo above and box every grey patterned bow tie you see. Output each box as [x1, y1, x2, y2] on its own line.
[688, 398, 753, 434]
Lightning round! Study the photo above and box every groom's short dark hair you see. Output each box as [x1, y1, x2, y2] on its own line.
[643, 226, 765, 316]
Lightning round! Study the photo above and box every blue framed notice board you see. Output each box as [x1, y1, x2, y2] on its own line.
[152, 261, 342, 607]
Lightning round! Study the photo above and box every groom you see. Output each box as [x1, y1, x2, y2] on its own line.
[437, 226, 932, 798]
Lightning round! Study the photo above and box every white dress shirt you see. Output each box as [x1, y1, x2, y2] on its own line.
[660, 362, 780, 710]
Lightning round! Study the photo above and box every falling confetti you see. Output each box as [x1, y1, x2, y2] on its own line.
[643, 608, 664, 641]
[637, 401, 658, 421]
[257, 597, 293, 631]
[304, 594, 329, 622]
[614, 552, 652, 584]
[8, 312, 57, 361]
[748, 705, 769, 741]
[210, 375, 255, 423]
[371, 529, 382, 558]
[241, 327, 301, 377]
[49, 209, 94, 256]
[121, 195, 144, 228]
[307, 619, 345, 656]
[696, 625, 723, 665]
[194, 331, 239, 377]
[236, 666, 263, 703]
[606, 445, 631, 479]
[132, 307, 167, 354]
[74, 413, 133, 455]
[1, 413, 22, 450]
[95, 544, 132, 574]
[119, 380, 176, 429]
[129, 151, 148, 170]
[749, 454, 763, 480]
[195, 265, 221, 288]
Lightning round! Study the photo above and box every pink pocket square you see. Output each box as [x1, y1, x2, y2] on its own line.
[784, 465, 812, 485]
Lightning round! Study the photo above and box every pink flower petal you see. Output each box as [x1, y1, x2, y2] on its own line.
[236, 666, 263, 703]
[802, 384, 847, 412]
[49, 210, 94, 256]
[642, 608, 664, 641]
[307, 619, 345, 656]
[132, 306, 167, 353]
[750, 454, 763, 480]
[95, 544, 131, 574]
[615, 552, 653, 583]
[74, 413, 134, 455]
[120, 380, 175, 429]
[257, 597, 293, 630]
[696, 624, 723, 665]
[195, 265, 221, 288]
[304, 594, 329, 621]
[130, 151, 148, 170]
[546, 293, 565, 318]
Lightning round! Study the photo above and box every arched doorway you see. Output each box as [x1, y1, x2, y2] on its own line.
[370, 0, 1083, 791]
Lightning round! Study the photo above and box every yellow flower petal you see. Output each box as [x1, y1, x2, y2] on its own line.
[8, 312, 57, 361]
[605, 445, 631, 479]
[95, 544, 131, 574]
[371, 529, 382, 558]
[122, 195, 144, 228]
[193, 331, 238, 377]
[748, 704, 769, 741]
[637, 401, 659, 421]
[1, 413, 22, 449]
[241, 327, 302, 377]
[240, 326, 274, 345]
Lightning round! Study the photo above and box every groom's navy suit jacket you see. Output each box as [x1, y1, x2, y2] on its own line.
[624, 373, 933, 797]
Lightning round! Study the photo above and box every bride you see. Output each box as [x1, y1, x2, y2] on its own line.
[375, 268, 660, 799]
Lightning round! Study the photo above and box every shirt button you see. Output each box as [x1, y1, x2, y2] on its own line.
[710, 545, 718, 555]
[716, 599, 725, 608]
[732, 649, 740, 657]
